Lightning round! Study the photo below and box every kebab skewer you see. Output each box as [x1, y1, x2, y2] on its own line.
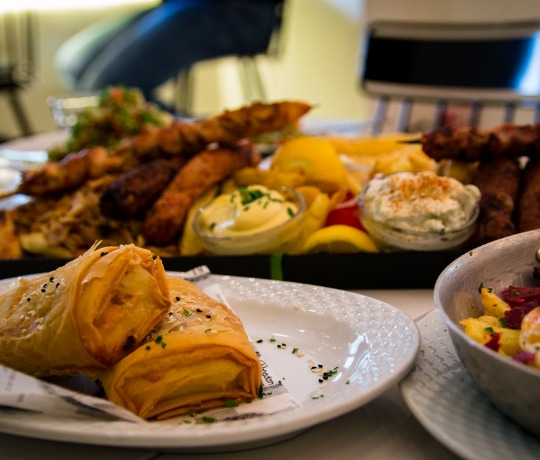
[15, 101, 311, 197]
[421, 123, 540, 162]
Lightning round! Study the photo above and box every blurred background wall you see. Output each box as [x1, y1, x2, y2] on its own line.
[2, 0, 540, 140]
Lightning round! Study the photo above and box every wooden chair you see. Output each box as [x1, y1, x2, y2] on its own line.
[359, 20, 540, 134]
[0, 10, 35, 137]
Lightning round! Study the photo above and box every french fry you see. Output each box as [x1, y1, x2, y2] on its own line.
[322, 133, 420, 157]
[234, 167, 306, 189]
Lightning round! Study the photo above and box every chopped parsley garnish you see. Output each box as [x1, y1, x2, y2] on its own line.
[183, 309, 191, 317]
[323, 367, 339, 379]
[201, 416, 217, 424]
[154, 335, 166, 349]
[238, 186, 265, 205]
[269, 336, 276, 343]
[484, 327, 495, 333]
[478, 282, 493, 293]
[292, 347, 299, 354]
[287, 207, 295, 217]
[224, 399, 239, 407]
[499, 318, 507, 328]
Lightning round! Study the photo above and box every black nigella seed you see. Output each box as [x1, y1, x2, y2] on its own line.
[41, 289, 46, 293]
[206, 314, 212, 319]
[256, 339, 263, 343]
[196, 308, 203, 313]
[101, 252, 107, 257]
[175, 296, 180, 301]
[319, 379, 323, 383]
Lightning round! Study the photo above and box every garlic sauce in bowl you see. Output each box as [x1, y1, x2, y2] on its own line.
[193, 185, 305, 255]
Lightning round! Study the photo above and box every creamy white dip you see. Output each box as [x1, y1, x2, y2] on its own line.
[361, 171, 481, 233]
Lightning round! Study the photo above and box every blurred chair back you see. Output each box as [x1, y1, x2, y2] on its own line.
[359, 20, 540, 133]
[0, 10, 36, 137]
[175, 0, 287, 116]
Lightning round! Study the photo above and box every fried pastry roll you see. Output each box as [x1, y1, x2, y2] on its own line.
[0, 243, 170, 377]
[100, 276, 261, 420]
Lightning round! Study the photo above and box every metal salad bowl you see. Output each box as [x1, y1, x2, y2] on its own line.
[435, 229, 540, 437]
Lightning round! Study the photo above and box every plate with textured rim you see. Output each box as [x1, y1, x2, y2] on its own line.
[400, 310, 540, 460]
[0, 274, 419, 452]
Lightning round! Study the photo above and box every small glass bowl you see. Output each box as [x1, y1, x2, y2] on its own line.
[358, 187, 480, 252]
[193, 186, 306, 255]
[47, 94, 100, 128]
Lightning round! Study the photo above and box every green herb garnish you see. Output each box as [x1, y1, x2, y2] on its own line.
[201, 416, 217, 424]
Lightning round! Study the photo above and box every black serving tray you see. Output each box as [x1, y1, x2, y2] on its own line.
[0, 251, 465, 290]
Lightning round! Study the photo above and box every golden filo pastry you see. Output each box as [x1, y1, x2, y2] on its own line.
[0, 243, 170, 377]
[100, 276, 262, 420]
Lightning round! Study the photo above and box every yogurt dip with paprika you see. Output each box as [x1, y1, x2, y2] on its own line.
[358, 171, 480, 250]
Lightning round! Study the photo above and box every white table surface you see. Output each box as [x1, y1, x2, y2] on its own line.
[0, 133, 460, 459]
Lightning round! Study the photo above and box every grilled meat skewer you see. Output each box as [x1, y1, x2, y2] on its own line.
[422, 123, 540, 162]
[17, 101, 311, 197]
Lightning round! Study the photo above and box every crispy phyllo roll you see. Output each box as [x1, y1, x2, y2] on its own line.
[100, 276, 261, 420]
[0, 243, 170, 377]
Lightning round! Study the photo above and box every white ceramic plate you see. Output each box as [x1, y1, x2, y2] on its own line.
[400, 310, 540, 460]
[0, 274, 419, 452]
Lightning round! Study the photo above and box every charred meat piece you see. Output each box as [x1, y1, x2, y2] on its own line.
[517, 159, 540, 232]
[421, 126, 491, 162]
[117, 100, 312, 162]
[100, 157, 187, 219]
[142, 142, 261, 246]
[18, 147, 124, 197]
[489, 123, 540, 159]
[471, 158, 521, 245]
[421, 123, 540, 162]
[15, 101, 311, 197]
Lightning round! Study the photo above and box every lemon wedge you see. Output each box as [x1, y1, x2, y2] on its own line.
[271, 136, 347, 192]
[301, 225, 379, 254]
